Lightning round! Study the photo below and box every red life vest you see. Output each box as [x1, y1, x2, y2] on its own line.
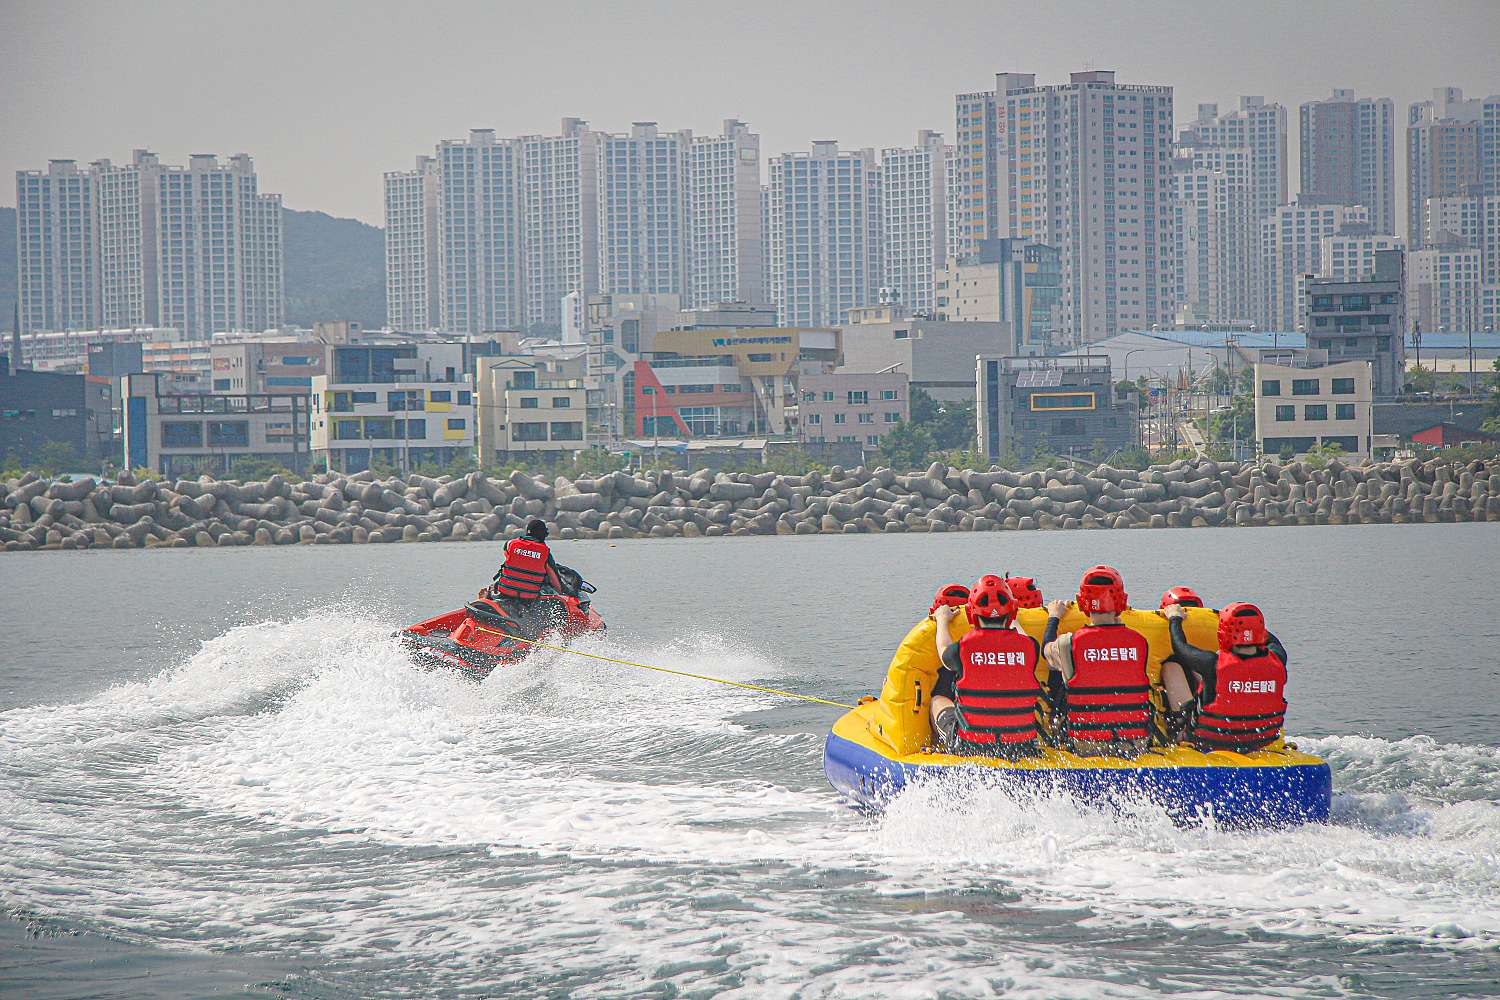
[953, 626, 1041, 746]
[1190, 649, 1287, 751]
[1065, 624, 1151, 743]
[492, 537, 551, 599]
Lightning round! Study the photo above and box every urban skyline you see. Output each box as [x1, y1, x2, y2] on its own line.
[3, 1, 1499, 226]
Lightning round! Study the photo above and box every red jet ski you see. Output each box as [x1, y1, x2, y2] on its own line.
[400, 565, 605, 679]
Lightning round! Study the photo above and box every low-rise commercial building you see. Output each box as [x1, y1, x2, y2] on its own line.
[1253, 359, 1373, 457]
[627, 326, 841, 437]
[121, 371, 311, 476]
[798, 371, 908, 452]
[1303, 248, 1406, 398]
[475, 355, 588, 463]
[209, 341, 328, 395]
[16, 326, 181, 373]
[1, 356, 114, 465]
[976, 355, 1135, 462]
[309, 344, 474, 473]
[841, 304, 1011, 401]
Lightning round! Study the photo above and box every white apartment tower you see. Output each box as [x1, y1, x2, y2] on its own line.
[1321, 233, 1404, 283]
[17, 150, 282, 339]
[1178, 98, 1288, 229]
[1300, 89, 1397, 235]
[16, 160, 99, 335]
[1261, 202, 1369, 331]
[767, 141, 882, 327]
[880, 130, 949, 314]
[598, 123, 691, 298]
[522, 119, 601, 332]
[950, 73, 1034, 256]
[1409, 247, 1483, 333]
[384, 156, 441, 331]
[434, 130, 525, 336]
[154, 154, 283, 340]
[1406, 87, 1483, 250]
[1007, 70, 1175, 344]
[1172, 146, 1254, 325]
[688, 120, 764, 309]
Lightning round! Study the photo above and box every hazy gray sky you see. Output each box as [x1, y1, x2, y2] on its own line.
[3, 0, 1498, 225]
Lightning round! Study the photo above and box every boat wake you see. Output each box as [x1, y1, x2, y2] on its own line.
[2, 610, 1497, 995]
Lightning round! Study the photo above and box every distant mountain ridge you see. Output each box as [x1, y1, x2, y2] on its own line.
[0, 205, 385, 333]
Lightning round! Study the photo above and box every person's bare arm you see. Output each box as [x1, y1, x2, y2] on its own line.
[934, 604, 958, 657]
[1041, 599, 1074, 681]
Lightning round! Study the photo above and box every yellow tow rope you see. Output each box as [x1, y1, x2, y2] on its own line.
[472, 625, 857, 710]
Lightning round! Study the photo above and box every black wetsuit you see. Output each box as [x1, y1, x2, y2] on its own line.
[1167, 618, 1288, 705]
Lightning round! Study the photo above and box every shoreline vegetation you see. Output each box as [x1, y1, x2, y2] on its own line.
[3, 454, 1498, 553]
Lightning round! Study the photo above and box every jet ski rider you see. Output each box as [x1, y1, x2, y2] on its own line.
[482, 518, 564, 637]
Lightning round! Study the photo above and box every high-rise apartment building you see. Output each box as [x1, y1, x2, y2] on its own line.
[598, 123, 690, 299]
[1300, 89, 1396, 235]
[522, 119, 601, 333]
[433, 131, 524, 336]
[1320, 233, 1403, 283]
[1409, 247, 1483, 334]
[1261, 202, 1369, 331]
[1406, 87, 1483, 250]
[155, 154, 283, 340]
[1172, 146, 1254, 325]
[767, 141, 882, 327]
[384, 156, 441, 331]
[950, 73, 1035, 256]
[1007, 70, 1175, 344]
[16, 160, 99, 335]
[1178, 97, 1288, 228]
[16, 150, 283, 340]
[879, 130, 949, 314]
[688, 120, 764, 309]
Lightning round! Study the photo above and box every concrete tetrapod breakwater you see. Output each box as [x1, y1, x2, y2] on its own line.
[2, 456, 1498, 552]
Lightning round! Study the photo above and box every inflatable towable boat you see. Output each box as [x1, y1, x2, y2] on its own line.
[400, 566, 605, 679]
[824, 700, 1331, 826]
[824, 605, 1332, 827]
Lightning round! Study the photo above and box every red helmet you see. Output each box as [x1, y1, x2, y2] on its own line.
[966, 576, 1017, 624]
[1160, 585, 1204, 609]
[1077, 565, 1128, 614]
[1218, 602, 1269, 650]
[930, 583, 971, 615]
[1005, 576, 1043, 609]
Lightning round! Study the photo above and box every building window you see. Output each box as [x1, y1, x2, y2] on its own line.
[552, 397, 572, 408]
[1274, 405, 1295, 422]
[867, 435, 880, 446]
[1029, 391, 1095, 411]
[395, 418, 426, 438]
[880, 389, 899, 400]
[213, 378, 232, 391]
[1331, 378, 1355, 395]
[1261, 380, 1281, 397]
[1291, 378, 1320, 396]
[352, 391, 377, 403]
[446, 418, 466, 431]
[893, 329, 910, 339]
[364, 417, 394, 438]
[334, 419, 363, 440]
[430, 390, 451, 403]
[822, 391, 835, 402]
[457, 391, 472, 406]
[387, 390, 418, 412]
[847, 390, 869, 405]
[885, 411, 900, 423]
[549, 421, 583, 441]
[858, 412, 874, 424]
[520, 397, 539, 409]
[513, 422, 548, 442]
[807, 413, 821, 425]
[1304, 404, 1328, 421]
[206, 420, 249, 447]
[833, 412, 847, 424]
[162, 421, 202, 447]
[513, 371, 536, 389]
[1335, 403, 1356, 421]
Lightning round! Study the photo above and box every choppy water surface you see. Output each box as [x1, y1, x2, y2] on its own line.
[2, 524, 1499, 998]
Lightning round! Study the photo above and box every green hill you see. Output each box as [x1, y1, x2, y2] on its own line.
[282, 208, 385, 328]
[0, 205, 386, 332]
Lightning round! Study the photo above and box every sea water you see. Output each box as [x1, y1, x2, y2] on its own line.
[2, 524, 1497, 997]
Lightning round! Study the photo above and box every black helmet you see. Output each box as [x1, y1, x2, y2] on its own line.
[526, 518, 548, 541]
